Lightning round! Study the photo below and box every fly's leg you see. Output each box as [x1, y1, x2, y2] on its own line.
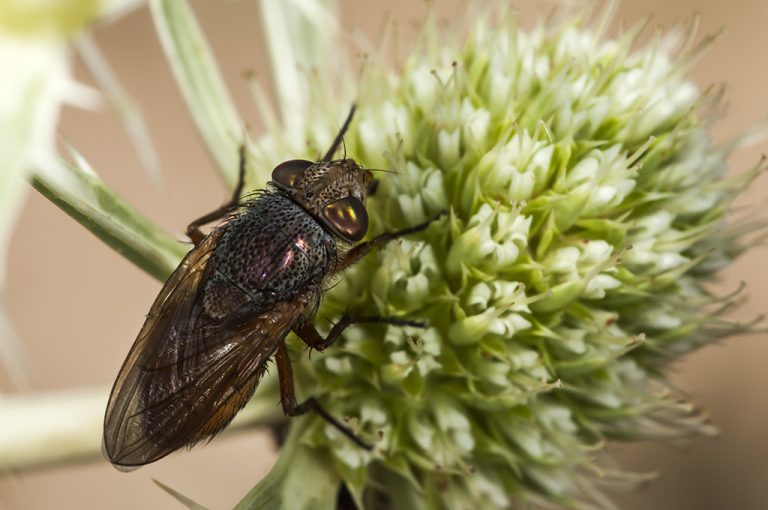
[333, 211, 447, 273]
[285, 315, 424, 449]
[292, 315, 425, 352]
[185, 144, 247, 246]
[274, 341, 372, 450]
[321, 104, 356, 163]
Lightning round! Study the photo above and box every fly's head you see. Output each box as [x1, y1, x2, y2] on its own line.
[271, 158, 374, 243]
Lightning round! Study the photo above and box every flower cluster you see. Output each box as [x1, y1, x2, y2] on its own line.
[246, 12, 766, 508]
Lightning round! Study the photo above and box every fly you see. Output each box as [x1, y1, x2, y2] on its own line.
[102, 105, 444, 469]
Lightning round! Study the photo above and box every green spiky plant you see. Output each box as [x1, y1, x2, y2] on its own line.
[2, 1, 765, 509]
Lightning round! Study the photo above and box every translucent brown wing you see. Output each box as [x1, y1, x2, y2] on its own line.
[103, 230, 299, 469]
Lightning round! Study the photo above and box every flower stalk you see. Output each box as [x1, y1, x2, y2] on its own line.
[0, 380, 284, 471]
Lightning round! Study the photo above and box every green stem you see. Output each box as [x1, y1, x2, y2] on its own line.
[0, 380, 283, 472]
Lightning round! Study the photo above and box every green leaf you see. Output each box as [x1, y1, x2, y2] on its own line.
[234, 419, 340, 510]
[373, 463, 424, 510]
[154, 479, 210, 510]
[76, 34, 161, 184]
[0, 308, 29, 389]
[32, 154, 185, 282]
[258, 0, 340, 143]
[150, 0, 245, 188]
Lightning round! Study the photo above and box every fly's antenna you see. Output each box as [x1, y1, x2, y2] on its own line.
[367, 168, 400, 175]
[322, 104, 356, 163]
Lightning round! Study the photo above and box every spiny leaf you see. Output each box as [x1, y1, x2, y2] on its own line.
[32, 154, 184, 282]
[150, 0, 246, 188]
[154, 479, 210, 510]
[234, 419, 339, 510]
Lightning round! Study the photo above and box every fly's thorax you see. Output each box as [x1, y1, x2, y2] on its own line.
[271, 158, 373, 243]
[203, 192, 337, 320]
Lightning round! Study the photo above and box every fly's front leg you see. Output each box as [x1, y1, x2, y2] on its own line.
[334, 211, 447, 273]
[273, 341, 371, 449]
[186, 144, 248, 245]
[292, 315, 425, 352]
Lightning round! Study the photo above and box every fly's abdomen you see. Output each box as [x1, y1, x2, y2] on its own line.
[203, 192, 335, 320]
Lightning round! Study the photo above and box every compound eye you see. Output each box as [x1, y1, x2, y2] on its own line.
[271, 159, 313, 189]
[321, 196, 368, 242]
[366, 178, 379, 197]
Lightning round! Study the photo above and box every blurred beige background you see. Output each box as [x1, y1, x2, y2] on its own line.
[2, 1, 767, 509]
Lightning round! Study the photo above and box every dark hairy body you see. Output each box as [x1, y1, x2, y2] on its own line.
[103, 107, 443, 469]
[205, 193, 334, 320]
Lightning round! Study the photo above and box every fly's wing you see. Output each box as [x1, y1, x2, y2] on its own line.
[103, 230, 299, 469]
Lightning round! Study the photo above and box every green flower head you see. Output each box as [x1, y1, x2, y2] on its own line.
[242, 6, 763, 508]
